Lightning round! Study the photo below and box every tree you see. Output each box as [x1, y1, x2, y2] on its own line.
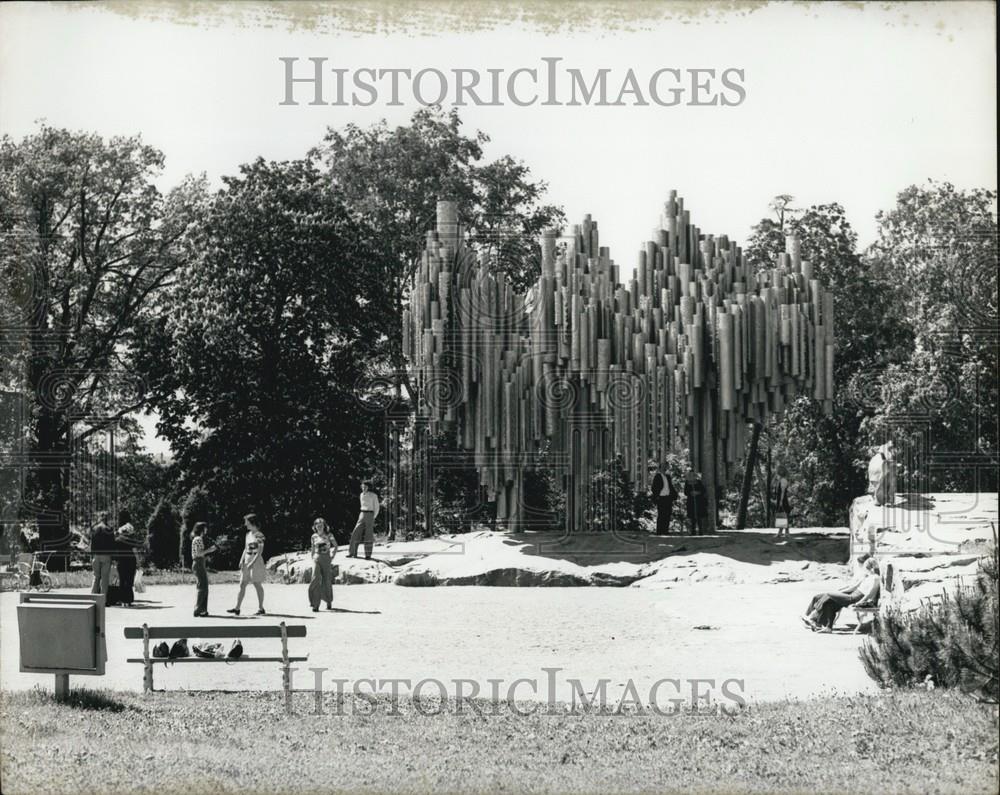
[863, 182, 998, 492]
[315, 107, 565, 371]
[0, 125, 204, 567]
[114, 443, 175, 530]
[144, 158, 389, 552]
[146, 497, 179, 569]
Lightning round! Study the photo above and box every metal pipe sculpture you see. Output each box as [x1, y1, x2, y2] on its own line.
[402, 191, 834, 533]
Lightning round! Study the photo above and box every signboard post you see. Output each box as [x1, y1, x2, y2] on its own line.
[17, 592, 108, 699]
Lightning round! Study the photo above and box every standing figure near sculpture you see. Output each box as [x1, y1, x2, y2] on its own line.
[773, 470, 792, 539]
[191, 522, 217, 617]
[113, 509, 145, 606]
[651, 463, 678, 535]
[89, 511, 115, 596]
[684, 471, 707, 536]
[228, 514, 266, 616]
[348, 481, 380, 559]
[308, 517, 335, 612]
[868, 441, 897, 506]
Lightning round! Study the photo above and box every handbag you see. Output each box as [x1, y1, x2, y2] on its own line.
[192, 640, 226, 659]
[775, 512, 789, 529]
[168, 638, 189, 659]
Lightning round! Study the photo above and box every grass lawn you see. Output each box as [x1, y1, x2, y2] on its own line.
[1, 689, 996, 794]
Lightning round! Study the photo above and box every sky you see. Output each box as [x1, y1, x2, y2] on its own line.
[1, 0, 996, 455]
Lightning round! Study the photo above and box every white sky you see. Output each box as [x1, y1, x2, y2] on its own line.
[1, 0, 996, 455]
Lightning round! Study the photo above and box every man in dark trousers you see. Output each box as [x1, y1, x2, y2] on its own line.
[684, 471, 707, 536]
[650, 463, 678, 535]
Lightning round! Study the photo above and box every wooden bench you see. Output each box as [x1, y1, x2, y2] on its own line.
[124, 622, 307, 702]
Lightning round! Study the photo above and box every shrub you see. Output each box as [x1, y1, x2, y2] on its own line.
[860, 530, 998, 701]
[145, 498, 179, 569]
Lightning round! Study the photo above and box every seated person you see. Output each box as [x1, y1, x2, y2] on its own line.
[801, 556, 880, 632]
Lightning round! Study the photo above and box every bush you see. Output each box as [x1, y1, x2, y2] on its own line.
[146, 498, 179, 569]
[860, 531, 998, 701]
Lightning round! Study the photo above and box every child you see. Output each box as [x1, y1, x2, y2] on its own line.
[191, 522, 217, 617]
[228, 513, 266, 616]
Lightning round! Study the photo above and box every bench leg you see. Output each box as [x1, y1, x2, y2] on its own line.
[142, 624, 153, 693]
[280, 622, 291, 712]
[54, 673, 69, 700]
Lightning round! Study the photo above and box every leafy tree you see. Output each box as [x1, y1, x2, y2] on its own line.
[863, 182, 998, 492]
[315, 106, 565, 370]
[0, 125, 204, 567]
[144, 158, 389, 553]
[146, 497, 179, 569]
[115, 444, 175, 530]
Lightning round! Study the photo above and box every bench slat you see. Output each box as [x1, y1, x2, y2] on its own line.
[126, 656, 309, 663]
[124, 625, 307, 640]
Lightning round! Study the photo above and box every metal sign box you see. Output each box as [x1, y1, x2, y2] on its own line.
[17, 593, 107, 676]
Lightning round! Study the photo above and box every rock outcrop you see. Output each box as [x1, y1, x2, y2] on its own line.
[848, 492, 997, 611]
[271, 528, 852, 588]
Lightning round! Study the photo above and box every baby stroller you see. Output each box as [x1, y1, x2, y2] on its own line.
[17, 552, 53, 591]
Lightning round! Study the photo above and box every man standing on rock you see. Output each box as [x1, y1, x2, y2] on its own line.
[651, 463, 678, 535]
[348, 481, 380, 560]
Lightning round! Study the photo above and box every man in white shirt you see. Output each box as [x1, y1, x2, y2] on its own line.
[348, 481, 380, 560]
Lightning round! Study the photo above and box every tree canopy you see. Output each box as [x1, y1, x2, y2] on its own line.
[0, 125, 204, 560]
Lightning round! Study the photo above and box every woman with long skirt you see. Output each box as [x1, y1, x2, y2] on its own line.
[308, 518, 335, 612]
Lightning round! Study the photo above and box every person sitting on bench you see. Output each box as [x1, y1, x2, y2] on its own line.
[801, 556, 880, 632]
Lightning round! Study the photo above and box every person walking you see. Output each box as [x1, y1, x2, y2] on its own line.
[684, 471, 707, 536]
[191, 522, 217, 617]
[348, 481, 380, 560]
[89, 511, 115, 597]
[113, 509, 144, 606]
[650, 463, 678, 535]
[308, 518, 335, 612]
[773, 470, 792, 539]
[228, 514, 266, 616]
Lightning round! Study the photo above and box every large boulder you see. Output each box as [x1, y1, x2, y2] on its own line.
[848, 492, 997, 611]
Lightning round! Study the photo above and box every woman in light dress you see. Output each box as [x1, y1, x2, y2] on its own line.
[227, 513, 266, 616]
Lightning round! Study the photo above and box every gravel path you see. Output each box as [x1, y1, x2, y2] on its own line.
[1, 578, 877, 705]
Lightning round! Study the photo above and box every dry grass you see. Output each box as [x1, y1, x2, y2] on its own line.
[1, 688, 997, 794]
